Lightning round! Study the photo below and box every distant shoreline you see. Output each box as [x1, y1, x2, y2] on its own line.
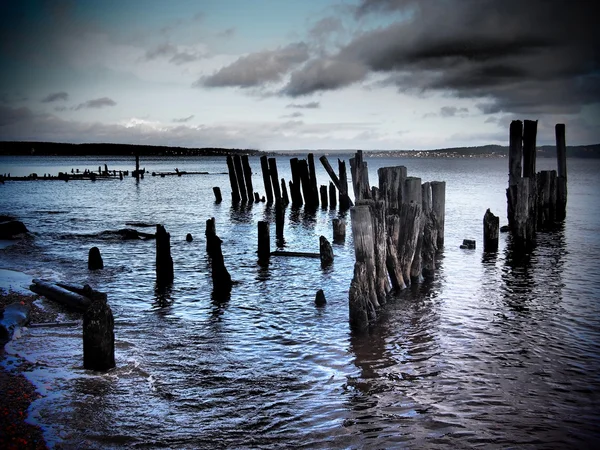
[1, 141, 599, 158]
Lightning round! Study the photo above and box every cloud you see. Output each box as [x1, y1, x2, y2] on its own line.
[0, 105, 36, 126]
[173, 115, 194, 123]
[75, 97, 117, 110]
[42, 91, 68, 103]
[440, 106, 468, 117]
[282, 58, 368, 97]
[280, 112, 304, 119]
[199, 42, 310, 88]
[145, 43, 178, 60]
[286, 102, 320, 109]
[276, 0, 599, 115]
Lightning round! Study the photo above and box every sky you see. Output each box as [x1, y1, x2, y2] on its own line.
[0, 0, 598, 151]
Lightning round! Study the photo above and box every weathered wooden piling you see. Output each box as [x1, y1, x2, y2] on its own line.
[308, 153, 320, 207]
[226, 156, 241, 203]
[289, 158, 303, 207]
[378, 166, 406, 212]
[275, 200, 285, 243]
[241, 155, 254, 200]
[156, 225, 174, 284]
[135, 154, 140, 181]
[254, 192, 261, 203]
[257, 221, 270, 264]
[370, 200, 390, 301]
[210, 234, 232, 298]
[315, 289, 326, 307]
[320, 185, 328, 208]
[319, 236, 334, 267]
[555, 123, 567, 220]
[537, 170, 557, 228]
[213, 186, 222, 203]
[205, 218, 217, 257]
[88, 247, 104, 270]
[268, 158, 282, 204]
[233, 155, 248, 203]
[329, 182, 336, 209]
[281, 179, 290, 206]
[349, 150, 371, 202]
[298, 159, 315, 208]
[399, 177, 423, 286]
[349, 205, 378, 329]
[431, 181, 446, 250]
[421, 182, 437, 280]
[338, 159, 352, 211]
[332, 218, 346, 243]
[260, 155, 274, 204]
[483, 208, 499, 252]
[83, 293, 115, 371]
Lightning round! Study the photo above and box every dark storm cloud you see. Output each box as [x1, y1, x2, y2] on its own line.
[199, 42, 310, 88]
[440, 106, 468, 117]
[0, 105, 36, 126]
[289, 0, 599, 114]
[75, 97, 116, 110]
[41, 91, 68, 103]
[173, 115, 194, 123]
[286, 102, 320, 109]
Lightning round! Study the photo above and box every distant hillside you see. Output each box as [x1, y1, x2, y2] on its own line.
[367, 143, 600, 158]
[0, 141, 261, 156]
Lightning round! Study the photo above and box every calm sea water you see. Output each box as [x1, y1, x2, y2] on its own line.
[1, 154, 599, 449]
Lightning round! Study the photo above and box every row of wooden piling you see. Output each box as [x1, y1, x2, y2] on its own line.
[347, 150, 446, 329]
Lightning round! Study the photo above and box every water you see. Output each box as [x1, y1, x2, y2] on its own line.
[1, 154, 599, 448]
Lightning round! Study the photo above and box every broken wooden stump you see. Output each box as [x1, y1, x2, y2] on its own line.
[209, 234, 232, 298]
[241, 155, 254, 200]
[275, 200, 285, 244]
[555, 123, 567, 221]
[156, 224, 174, 284]
[315, 289, 326, 307]
[233, 155, 248, 203]
[227, 156, 241, 203]
[205, 218, 217, 257]
[461, 239, 476, 250]
[257, 221, 270, 265]
[483, 209, 499, 252]
[88, 247, 104, 270]
[319, 236, 334, 267]
[289, 158, 303, 207]
[421, 182, 437, 281]
[260, 155, 274, 204]
[213, 186, 222, 203]
[186, 233, 193, 242]
[332, 218, 346, 243]
[431, 181, 446, 250]
[83, 294, 115, 372]
[329, 182, 336, 209]
[281, 179, 290, 206]
[320, 185, 328, 209]
[268, 157, 282, 204]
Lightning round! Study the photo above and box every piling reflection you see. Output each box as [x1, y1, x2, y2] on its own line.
[153, 282, 174, 309]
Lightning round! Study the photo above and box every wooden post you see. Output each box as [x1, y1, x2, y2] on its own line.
[308, 153, 320, 207]
[338, 159, 352, 210]
[421, 182, 437, 281]
[315, 290, 326, 306]
[555, 123, 567, 220]
[226, 156, 241, 203]
[329, 182, 336, 209]
[370, 200, 390, 302]
[349, 205, 378, 330]
[268, 158, 282, 204]
[319, 185, 328, 208]
[260, 155, 274, 204]
[537, 170, 557, 228]
[298, 159, 315, 208]
[254, 192, 260, 203]
[289, 158, 303, 207]
[281, 178, 290, 206]
[350, 150, 371, 202]
[332, 218, 346, 243]
[385, 215, 405, 290]
[205, 218, 217, 257]
[319, 236, 334, 267]
[213, 187, 222, 203]
[523, 120, 538, 178]
[257, 221, 270, 265]
[88, 247, 104, 270]
[405, 177, 424, 284]
[507, 120, 523, 229]
[378, 166, 406, 212]
[241, 155, 254, 200]
[209, 234, 232, 299]
[399, 178, 423, 285]
[483, 208, 499, 252]
[233, 155, 248, 203]
[156, 224, 174, 284]
[135, 154, 140, 181]
[319, 156, 342, 190]
[83, 294, 115, 371]
[431, 181, 446, 250]
[275, 199, 284, 244]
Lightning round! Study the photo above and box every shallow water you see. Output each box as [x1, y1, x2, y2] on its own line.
[1, 154, 599, 448]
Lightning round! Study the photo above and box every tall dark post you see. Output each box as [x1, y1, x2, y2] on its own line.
[289, 158, 303, 207]
[319, 185, 328, 208]
[260, 155, 274, 204]
[205, 218, 217, 256]
[555, 123, 567, 220]
[226, 156, 241, 203]
[319, 236, 334, 268]
[241, 155, 254, 200]
[83, 292, 115, 372]
[213, 187, 222, 203]
[507, 120, 523, 229]
[338, 159, 352, 210]
[88, 247, 104, 270]
[308, 153, 320, 207]
[275, 200, 285, 244]
[268, 158, 282, 204]
[431, 181, 446, 250]
[483, 208, 499, 253]
[298, 159, 314, 208]
[281, 179, 290, 206]
[233, 155, 248, 203]
[522, 120, 538, 178]
[257, 221, 270, 265]
[329, 182, 337, 209]
[135, 154, 140, 181]
[156, 224, 174, 284]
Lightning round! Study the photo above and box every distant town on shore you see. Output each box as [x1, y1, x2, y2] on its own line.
[1, 141, 599, 158]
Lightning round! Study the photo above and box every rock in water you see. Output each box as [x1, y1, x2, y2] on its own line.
[0, 220, 28, 239]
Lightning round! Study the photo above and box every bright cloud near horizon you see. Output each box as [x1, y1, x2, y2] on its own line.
[0, 0, 598, 151]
